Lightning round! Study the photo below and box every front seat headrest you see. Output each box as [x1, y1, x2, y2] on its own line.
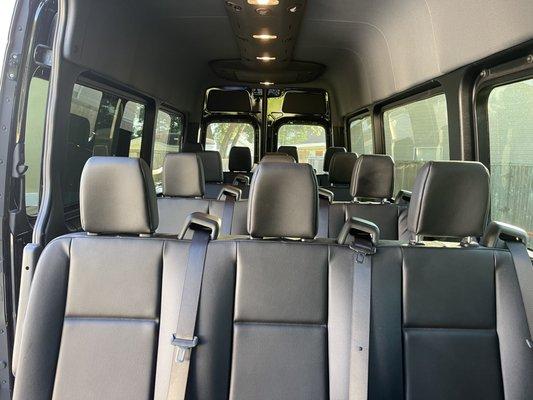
[248, 162, 318, 239]
[260, 153, 296, 163]
[277, 146, 299, 163]
[229, 146, 252, 172]
[329, 152, 358, 184]
[407, 161, 490, 238]
[323, 146, 346, 172]
[163, 153, 205, 197]
[182, 142, 204, 153]
[197, 151, 223, 183]
[350, 154, 394, 199]
[80, 157, 158, 235]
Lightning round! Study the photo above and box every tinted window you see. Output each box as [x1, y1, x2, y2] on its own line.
[487, 78, 533, 247]
[205, 122, 255, 171]
[384, 93, 449, 193]
[24, 73, 49, 215]
[349, 115, 373, 155]
[277, 123, 327, 173]
[152, 110, 184, 191]
[63, 83, 145, 207]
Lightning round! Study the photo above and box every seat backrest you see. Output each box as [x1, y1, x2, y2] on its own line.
[14, 157, 171, 399]
[157, 153, 247, 236]
[323, 146, 346, 173]
[324, 154, 408, 239]
[197, 150, 225, 198]
[224, 147, 252, 198]
[277, 145, 299, 162]
[326, 152, 358, 201]
[368, 161, 533, 399]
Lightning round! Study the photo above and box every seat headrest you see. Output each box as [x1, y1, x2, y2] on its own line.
[329, 152, 358, 184]
[68, 114, 91, 149]
[229, 146, 252, 172]
[323, 146, 346, 172]
[260, 153, 296, 163]
[248, 162, 318, 239]
[182, 142, 204, 153]
[197, 151, 223, 182]
[350, 154, 394, 199]
[162, 153, 205, 197]
[80, 157, 158, 235]
[277, 146, 299, 163]
[407, 161, 490, 238]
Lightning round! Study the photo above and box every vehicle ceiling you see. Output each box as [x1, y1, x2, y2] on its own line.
[64, 0, 533, 124]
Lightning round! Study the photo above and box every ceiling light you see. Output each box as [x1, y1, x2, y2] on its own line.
[248, 0, 279, 5]
[260, 81, 274, 86]
[253, 34, 278, 40]
[255, 8, 270, 15]
[256, 56, 276, 61]
[288, 5, 298, 12]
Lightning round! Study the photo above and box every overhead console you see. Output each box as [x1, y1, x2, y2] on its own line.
[212, 0, 325, 84]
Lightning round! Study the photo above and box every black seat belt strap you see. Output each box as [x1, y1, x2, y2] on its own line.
[166, 227, 211, 400]
[507, 241, 533, 349]
[217, 185, 242, 236]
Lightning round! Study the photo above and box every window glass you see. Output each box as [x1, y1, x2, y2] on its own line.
[122, 100, 145, 158]
[152, 110, 184, 191]
[24, 73, 49, 215]
[349, 115, 373, 155]
[205, 122, 255, 170]
[63, 83, 145, 207]
[384, 93, 449, 194]
[487, 78, 533, 247]
[277, 123, 327, 173]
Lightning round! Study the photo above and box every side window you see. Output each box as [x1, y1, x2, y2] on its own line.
[152, 110, 184, 191]
[486, 78, 533, 247]
[24, 70, 50, 215]
[277, 123, 327, 172]
[205, 121, 255, 171]
[122, 100, 145, 158]
[349, 114, 373, 155]
[383, 93, 449, 193]
[64, 83, 146, 207]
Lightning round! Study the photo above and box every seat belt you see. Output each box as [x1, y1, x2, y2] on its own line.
[318, 188, 334, 238]
[217, 185, 242, 236]
[506, 240, 533, 349]
[166, 227, 211, 400]
[348, 235, 375, 400]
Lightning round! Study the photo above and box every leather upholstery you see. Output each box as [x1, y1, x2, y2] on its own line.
[323, 146, 346, 172]
[328, 152, 358, 184]
[277, 145, 299, 162]
[407, 161, 490, 238]
[350, 154, 394, 199]
[182, 142, 204, 153]
[228, 146, 252, 172]
[80, 157, 158, 234]
[260, 153, 295, 163]
[162, 153, 205, 197]
[248, 163, 318, 238]
[197, 151, 224, 183]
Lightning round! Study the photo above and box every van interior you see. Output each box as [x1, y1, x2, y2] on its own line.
[0, 0, 532, 398]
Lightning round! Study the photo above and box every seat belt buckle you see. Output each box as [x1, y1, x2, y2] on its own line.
[171, 335, 199, 363]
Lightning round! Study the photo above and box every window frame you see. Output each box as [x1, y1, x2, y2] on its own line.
[346, 110, 372, 154]
[201, 114, 260, 163]
[474, 60, 533, 169]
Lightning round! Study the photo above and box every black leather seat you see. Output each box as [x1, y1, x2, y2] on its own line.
[324, 154, 409, 239]
[317, 146, 346, 186]
[277, 145, 299, 162]
[182, 142, 204, 153]
[196, 150, 225, 199]
[14, 157, 533, 399]
[157, 153, 247, 236]
[323, 151, 358, 201]
[224, 146, 252, 198]
[260, 153, 296, 163]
